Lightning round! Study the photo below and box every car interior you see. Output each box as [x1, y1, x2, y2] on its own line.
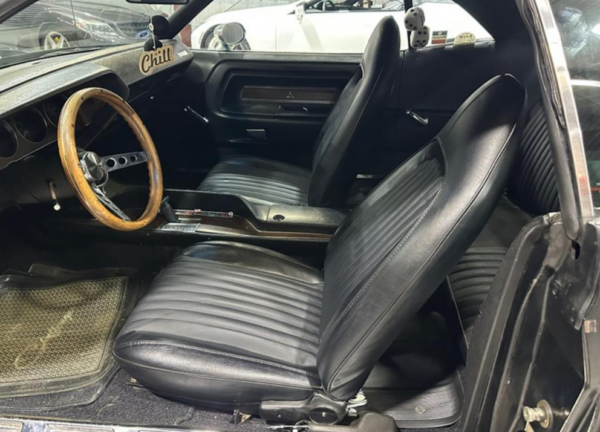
[0, 0, 577, 430]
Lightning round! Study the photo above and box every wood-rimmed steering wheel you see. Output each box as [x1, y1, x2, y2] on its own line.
[57, 87, 163, 232]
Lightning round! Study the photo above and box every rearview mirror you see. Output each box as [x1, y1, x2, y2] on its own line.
[127, 0, 188, 6]
[214, 22, 246, 46]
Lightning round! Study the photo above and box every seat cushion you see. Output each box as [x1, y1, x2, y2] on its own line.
[448, 197, 531, 332]
[198, 157, 311, 206]
[113, 241, 323, 409]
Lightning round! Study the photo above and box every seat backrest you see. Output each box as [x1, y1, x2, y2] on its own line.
[506, 101, 560, 215]
[317, 75, 526, 401]
[307, 16, 400, 208]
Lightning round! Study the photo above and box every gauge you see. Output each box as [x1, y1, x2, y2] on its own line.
[13, 108, 47, 143]
[77, 97, 105, 128]
[0, 121, 17, 158]
[43, 96, 65, 128]
[60, 81, 105, 129]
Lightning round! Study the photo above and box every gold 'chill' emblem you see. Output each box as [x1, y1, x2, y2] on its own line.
[139, 45, 174, 75]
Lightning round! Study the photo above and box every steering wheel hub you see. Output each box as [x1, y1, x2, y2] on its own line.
[79, 151, 106, 183]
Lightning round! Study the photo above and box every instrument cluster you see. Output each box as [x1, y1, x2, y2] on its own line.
[0, 82, 105, 169]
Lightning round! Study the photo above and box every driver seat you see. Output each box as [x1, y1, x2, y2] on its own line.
[198, 16, 400, 208]
[114, 75, 525, 422]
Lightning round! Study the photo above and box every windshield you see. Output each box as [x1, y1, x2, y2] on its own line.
[0, 0, 174, 69]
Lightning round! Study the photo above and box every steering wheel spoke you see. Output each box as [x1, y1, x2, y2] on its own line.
[100, 151, 148, 173]
[91, 185, 131, 221]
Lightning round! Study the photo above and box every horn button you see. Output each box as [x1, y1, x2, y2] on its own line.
[79, 151, 107, 184]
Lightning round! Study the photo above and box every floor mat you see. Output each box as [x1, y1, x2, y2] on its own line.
[363, 311, 463, 428]
[0, 265, 138, 399]
[365, 374, 462, 428]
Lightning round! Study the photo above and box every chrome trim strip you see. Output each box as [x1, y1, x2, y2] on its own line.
[532, 0, 595, 232]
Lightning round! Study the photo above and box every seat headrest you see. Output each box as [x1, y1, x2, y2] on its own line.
[404, 6, 425, 31]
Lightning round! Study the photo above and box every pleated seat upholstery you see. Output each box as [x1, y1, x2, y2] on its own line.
[449, 246, 509, 330]
[447, 102, 560, 333]
[114, 241, 323, 407]
[507, 102, 560, 215]
[198, 157, 311, 206]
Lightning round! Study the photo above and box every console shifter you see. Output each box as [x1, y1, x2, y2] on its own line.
[160, 197, 179, 223]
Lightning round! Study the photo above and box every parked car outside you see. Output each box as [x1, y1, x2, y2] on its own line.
[0, 0, 155, 57]
[191, 0, 492, 52]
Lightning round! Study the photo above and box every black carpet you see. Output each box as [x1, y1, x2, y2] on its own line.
[5, 369, 269, 432]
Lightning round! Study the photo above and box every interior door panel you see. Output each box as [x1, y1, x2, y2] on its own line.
[192, 51, 360, 167]
[383, 40, 536, 172]
[175, 40, 535, 181]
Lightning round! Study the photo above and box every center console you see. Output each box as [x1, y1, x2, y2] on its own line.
[52, 188, 348, 250]
[155, 189, 347, 242]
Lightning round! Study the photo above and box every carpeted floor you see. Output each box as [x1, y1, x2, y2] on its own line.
[5, 369, 269, 431]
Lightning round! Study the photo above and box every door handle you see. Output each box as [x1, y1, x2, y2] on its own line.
[279, 104, 310, 113]
[184, 106, 209, 124]
[406, 109, 429, 126]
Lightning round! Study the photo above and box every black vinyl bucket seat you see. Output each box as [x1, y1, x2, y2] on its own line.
[198, 16, 400, 208]
[114, 75, 526, 421]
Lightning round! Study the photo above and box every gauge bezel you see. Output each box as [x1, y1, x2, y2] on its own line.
[0, 120, 18, 159]
[43, 97, 65, 128]
[13, 108, 48, 144]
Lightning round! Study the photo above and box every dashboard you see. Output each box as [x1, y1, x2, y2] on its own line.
[0, 40, 193, 205]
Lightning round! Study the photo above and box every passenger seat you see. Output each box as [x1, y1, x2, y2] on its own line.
[448, 102, 560, 333]
[198, 17, 400, 208]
